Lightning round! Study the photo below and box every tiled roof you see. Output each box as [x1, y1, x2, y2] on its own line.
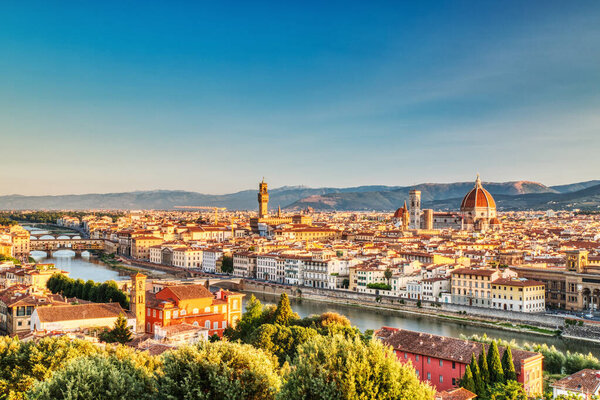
[35, 302, 126, 323]
[375, 327, 540, 370]
[552, 369, 600, 394]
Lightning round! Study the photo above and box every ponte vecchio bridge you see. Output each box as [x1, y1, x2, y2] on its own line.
[30, 236, 104, 256]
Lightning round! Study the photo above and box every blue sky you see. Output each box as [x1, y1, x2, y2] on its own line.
[1, 1, 599, 195]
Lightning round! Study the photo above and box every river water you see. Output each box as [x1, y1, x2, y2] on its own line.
[30, 250, 128, 281]
[248, 292, 600, 357]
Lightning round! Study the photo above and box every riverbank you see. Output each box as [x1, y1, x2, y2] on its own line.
[241, 281, 566, 339]
[90, 252, 170, 279]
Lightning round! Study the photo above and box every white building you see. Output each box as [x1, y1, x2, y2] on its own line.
[256, 254, 279, 281]
[172, 247, 203, 269]
[202, 249, 223, 273]
[233, 252, 257, 278]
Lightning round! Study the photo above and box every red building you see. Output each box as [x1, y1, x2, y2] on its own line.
[375, 327, 544, 396]
[145, 284, 244, 337]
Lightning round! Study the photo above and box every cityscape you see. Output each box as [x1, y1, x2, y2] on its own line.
[2, 1, 600, 400]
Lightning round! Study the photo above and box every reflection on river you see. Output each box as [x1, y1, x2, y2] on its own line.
[247, 291, 600, 357]
[30, 250, 128, 282]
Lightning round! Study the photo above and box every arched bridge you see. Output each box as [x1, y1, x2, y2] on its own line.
[30, 238, 104, 256]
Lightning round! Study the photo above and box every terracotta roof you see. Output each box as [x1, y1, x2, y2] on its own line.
[375, 327, 540, 371]
[436, 388, 477, 400]
[492, 278, 544, 287]
[552, 369, 600, 394]
[35, 302, 126, 323]
[163, 284, 213, 300]
[451, 267, 497, 277]
[461, 176, 496, 210]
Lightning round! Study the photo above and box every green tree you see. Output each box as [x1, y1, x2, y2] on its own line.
[502, 346, 517, 382]
[225, 295, 264, 341]
[157, 342, 281, 400]
[221, 255, 234, 274]
[28, 355, 154, 400]
[384, 268, 393, 285]
[470, 353, 485, 396]
[0, 336, 100, 399]
[461, 365, 476, 393]
[272, 293, 296, 326]
[488, 341, 505, 384]
[278, 334, 434, 400]
[488, 380, 527, 400]
[105, 314, 133, 344]
[479, 348, 490, 382]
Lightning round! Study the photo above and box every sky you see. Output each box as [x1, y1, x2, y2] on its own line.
[1, 1, 600, 195]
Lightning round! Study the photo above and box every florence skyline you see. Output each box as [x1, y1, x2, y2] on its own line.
[2, 1, 600, 196]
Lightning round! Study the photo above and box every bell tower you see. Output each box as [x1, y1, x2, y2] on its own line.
[258, 178, 269, 218]
[130, 273, 146, 334]
[409, 189, 421, 229]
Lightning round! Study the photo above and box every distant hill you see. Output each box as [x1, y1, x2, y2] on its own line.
[550, 180, 600, 193]
[0, 185, 402, 211]
[286, 181, 555, 211]
[1, 180, 598, 211]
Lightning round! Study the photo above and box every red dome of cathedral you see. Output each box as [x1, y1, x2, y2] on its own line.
[393, 201, 408, 219]
[490, 217, 501, 225]
[460, 175, 496, 210]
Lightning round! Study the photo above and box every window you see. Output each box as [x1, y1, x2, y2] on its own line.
[427, 372, 431, 380]
[439, 375, 443, 383]
[452, 378, 456, 385]
[158, 311, 162, 319]
[204, 307, 210, 312]
[181, 309, 186, 315]
[173, 310, 178, 318]
[205, 321, 210, 329]
[427, 357, 431, 364]
[439, 360, 443, 367]
[193, 308, 199, 314]
[213, 321, 218, 329]
[152, 310, 156, 317]
[404, 353, 407, 359]
[233, 300, 239, 309]
[147, 309, 150, 316]
[415, 355, 419, 361]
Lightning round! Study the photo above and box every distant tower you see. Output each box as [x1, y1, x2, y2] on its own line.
[409, 189, 421, 229]
[423, 209, 434, 230]
[402, 201, 410, 230]
[277, 205, 281, 218]
[258, 178, 269, 218]
[130, 273, 146, 334]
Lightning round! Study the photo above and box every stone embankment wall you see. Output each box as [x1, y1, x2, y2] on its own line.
[241, 280, 565, 329]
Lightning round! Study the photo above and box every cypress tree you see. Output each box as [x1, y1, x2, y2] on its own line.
[471, 353, 485, 396]
[273, 293, 294, 326]
[461, 365, 476, 393]
[487, 341, 505, 384]
[502, 346, 517, 381]
[479, 349, 490, 383]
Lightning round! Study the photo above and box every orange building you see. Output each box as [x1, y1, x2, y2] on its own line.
[145, 284, 243, 337]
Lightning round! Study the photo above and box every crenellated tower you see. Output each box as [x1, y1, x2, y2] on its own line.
[258, 178, 269, 218]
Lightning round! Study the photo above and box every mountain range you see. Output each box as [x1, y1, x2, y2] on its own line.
[1, 180, 599, 211]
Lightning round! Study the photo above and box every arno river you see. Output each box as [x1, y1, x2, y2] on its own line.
[28, 233, 600, 356]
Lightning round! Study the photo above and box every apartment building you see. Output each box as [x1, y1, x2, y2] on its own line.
[450, 267, 516, 307]
[491, 278, 545, 312]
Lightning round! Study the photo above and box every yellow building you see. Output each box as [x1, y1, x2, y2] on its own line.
[451, 267, 517, 307]
[132, 236, 164, 260]
[491, 278, 545, 313]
